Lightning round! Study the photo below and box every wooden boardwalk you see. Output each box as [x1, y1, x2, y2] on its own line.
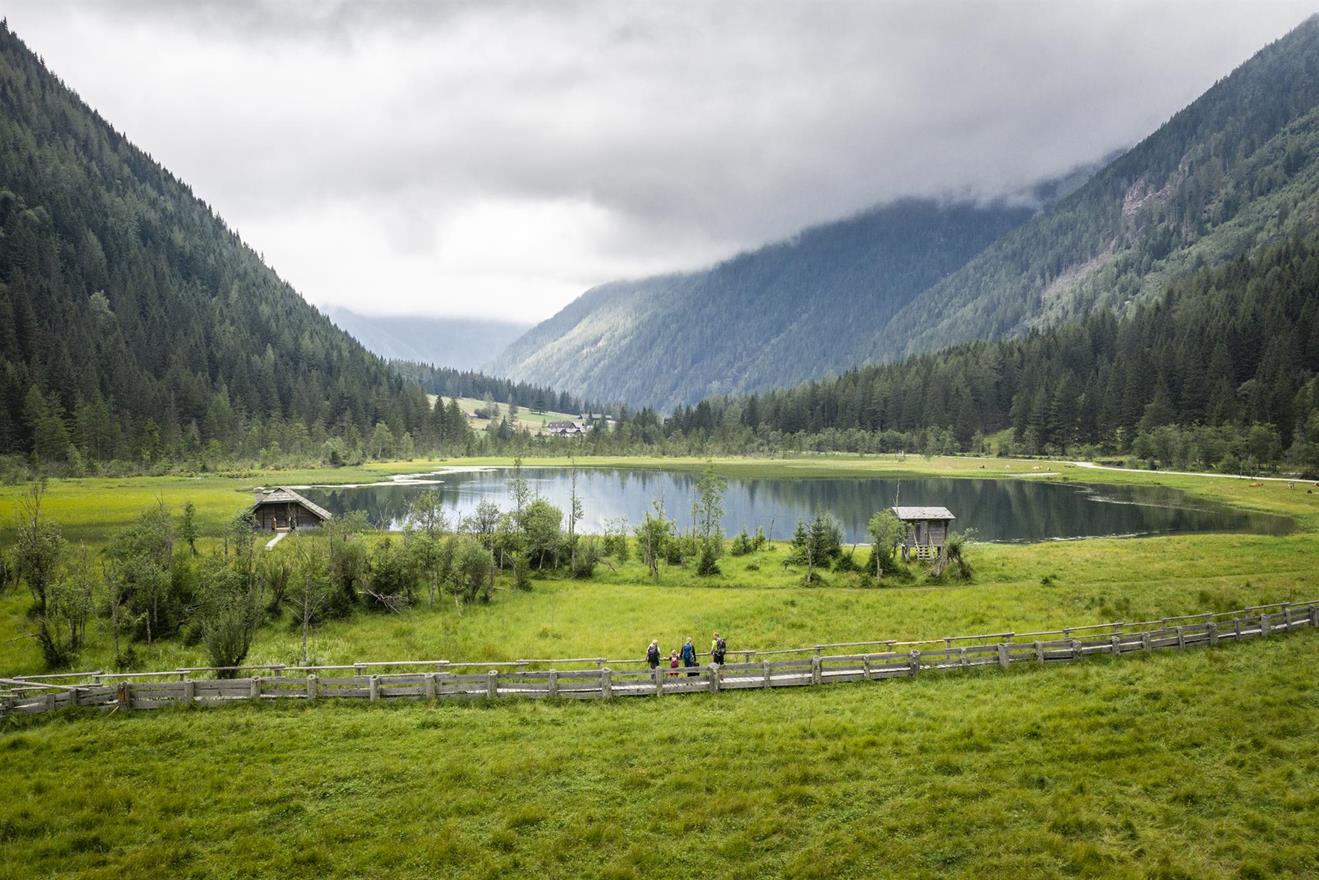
[3, 600, 1315, 717]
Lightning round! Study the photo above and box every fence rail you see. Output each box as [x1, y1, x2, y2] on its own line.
[3, 600, 1316, 717]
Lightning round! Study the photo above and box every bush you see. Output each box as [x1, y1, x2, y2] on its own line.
[571, 537, 601, 579]
[365, 538, 418, 611]
[696, 540, 721, 576]
[451, 537, 493, 604]
[519, 499, 564, 569]
[513, 553, 532, 590]
[199, 562, 263, 677]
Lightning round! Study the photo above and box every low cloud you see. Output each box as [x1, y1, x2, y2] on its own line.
[5, 1, 1315, 320]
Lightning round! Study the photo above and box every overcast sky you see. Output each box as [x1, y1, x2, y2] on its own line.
[5, 1, 1316, 322]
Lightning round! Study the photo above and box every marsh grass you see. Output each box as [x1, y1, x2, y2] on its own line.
[2, 456, 1318, 675]
[1, 635, 1315, 879]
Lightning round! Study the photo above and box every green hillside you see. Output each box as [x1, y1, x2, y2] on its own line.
[492, 198, 1039, 409]
[868, 15, 1319, 362]
[645, 228, 1319, 469]
[0, 23, 432, 465]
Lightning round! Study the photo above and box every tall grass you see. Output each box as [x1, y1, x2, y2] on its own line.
[2, 635, 1315, 878]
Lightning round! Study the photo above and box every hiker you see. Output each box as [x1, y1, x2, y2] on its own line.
[669, 650, 680, 676]
[711, 631, 727, 665]
[646, 639, 661, 669]
[681, 637, 698, 676]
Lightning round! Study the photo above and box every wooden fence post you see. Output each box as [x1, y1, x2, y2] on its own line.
[1071, 640, 1082, 660]
[708, 665, 721, 694]
[487, 670, 498, 699]
[70, 687, 81, 709]
[862, 656, 871, 680]
[653, 665, 663, 696]
[811, 656, 822, 685]
[368, 675, 380, 702]
[763, 661, 772, 689]
[602, 668, 613, 699]
[1207, 621, 1219, 646]
[1259, 613, 1271, 637]
[996, 644, 1010, 669]
[1111, 635, 1121, 656]
[1309, 605, 1319, 628]
[116, 682, 130, 710]
[1033, 641, 1044, 664]
[307, 674, 318, 701]
[1141, 633, 1152, 652]
[424, 673, 436, 701]
[548, 669, 559, 698]
[1176, 627, 1186, 649]
[908, 650, 920, 677]
[249, 677, 261, 700]
[183, 679, 195, 704]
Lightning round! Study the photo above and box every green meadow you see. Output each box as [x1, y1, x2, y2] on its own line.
[2, 636, 1315, 879]
[2, 455, 1318, 878]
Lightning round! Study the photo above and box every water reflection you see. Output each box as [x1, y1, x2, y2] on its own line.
[301, 468, 1291, 543]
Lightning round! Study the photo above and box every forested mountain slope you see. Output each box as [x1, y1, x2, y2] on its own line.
[0, 24, 431, 463]
[493, 198, 1037, 409]
[867, 14, 1319, 362]
[649, 229, 1319, 471]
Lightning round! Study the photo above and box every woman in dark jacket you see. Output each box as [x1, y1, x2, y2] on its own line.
[680, 637, 698, 676]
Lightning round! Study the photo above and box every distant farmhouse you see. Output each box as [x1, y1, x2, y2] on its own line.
[545, 420, 587, 437]
[892, 506, 955, 561]
[250, 487, 333, 532]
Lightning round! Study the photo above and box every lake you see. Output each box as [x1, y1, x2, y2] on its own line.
[297, 467, 1291, 543]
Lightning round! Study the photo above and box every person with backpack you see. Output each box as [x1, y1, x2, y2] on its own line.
[711, 631, 727, 665]
[680, 637, 698, 676]
[646, 639, 661, 670]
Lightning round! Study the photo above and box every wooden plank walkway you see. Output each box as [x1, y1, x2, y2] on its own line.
[3, 600, 1315, 717]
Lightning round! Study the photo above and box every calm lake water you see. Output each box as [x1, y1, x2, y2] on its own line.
[298, 468, 1291, 543]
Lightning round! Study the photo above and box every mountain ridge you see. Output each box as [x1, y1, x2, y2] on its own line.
[866, 14, 1319, 362]
[492, 196, 1043, 409]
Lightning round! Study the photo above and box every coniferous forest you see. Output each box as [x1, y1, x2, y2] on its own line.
[0, 23, 434, 468]
[600, 231, 1319, 475]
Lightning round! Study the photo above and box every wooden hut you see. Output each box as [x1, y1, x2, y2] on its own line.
[892, 506, 955, 561]
[249, 487, 333, 532]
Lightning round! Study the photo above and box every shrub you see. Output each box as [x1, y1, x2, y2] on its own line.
[866, 509, 906, 578]
[696, 540, 721, 576]
[571, 537, 602, 579]
[450, 537, 493, 604]
[519, 499, 564, 569]
[198, 561, 264, 677]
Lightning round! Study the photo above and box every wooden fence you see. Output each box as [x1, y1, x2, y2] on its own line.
[3, 600, 1316, 717]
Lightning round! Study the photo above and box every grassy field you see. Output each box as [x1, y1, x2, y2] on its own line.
[433, 397, 581, 433]
[2, 635, 1315, 879]
[2, 454, 1317, 878]
[1, 454, 1318, 675]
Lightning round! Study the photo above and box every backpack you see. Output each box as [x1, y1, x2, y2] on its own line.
[715, 637, 727, 656]
[647, 644, 659, 663]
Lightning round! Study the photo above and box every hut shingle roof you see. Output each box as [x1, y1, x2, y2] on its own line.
[891, 506, 955, 521]
[252, 487, 333, 522]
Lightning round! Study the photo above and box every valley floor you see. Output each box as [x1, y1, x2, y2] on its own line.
[2, 455, 1317, 878]
[2, 635, 1316, 879]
